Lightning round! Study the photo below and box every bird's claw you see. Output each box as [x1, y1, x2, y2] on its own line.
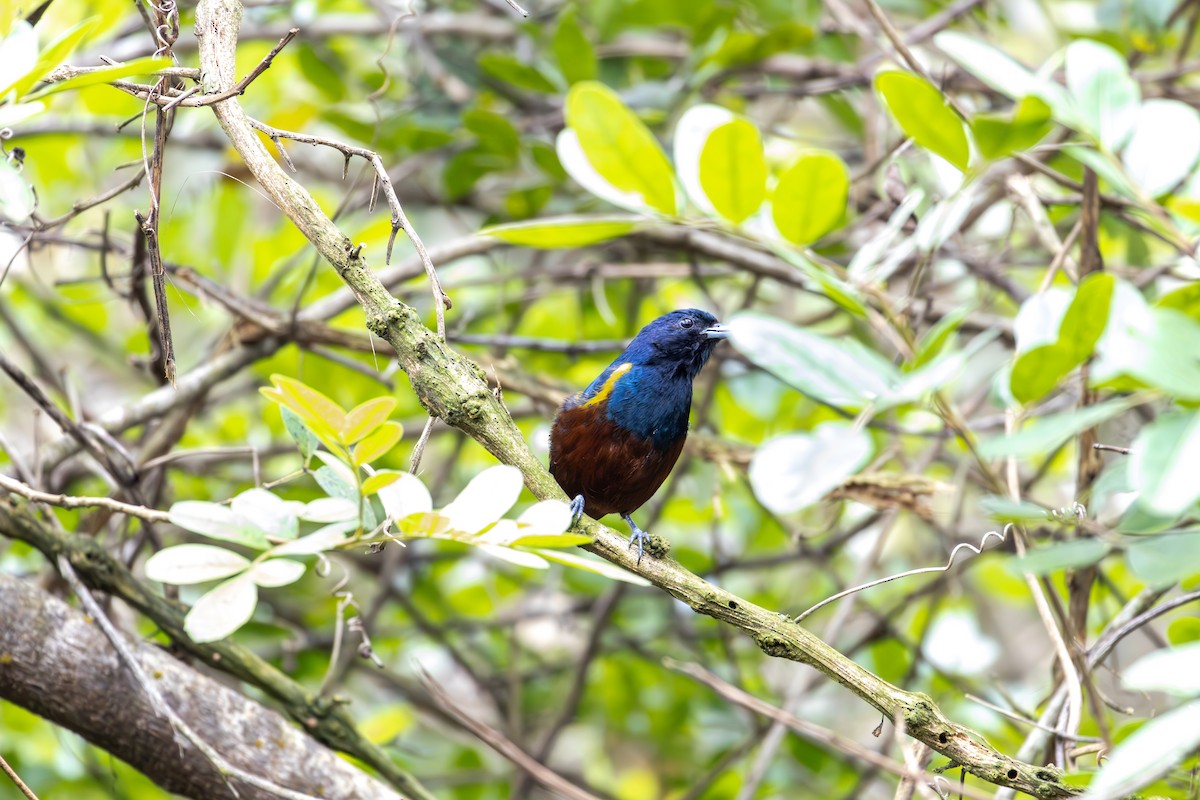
[569, 495, 586, 527]
[622, 514, 650, 566]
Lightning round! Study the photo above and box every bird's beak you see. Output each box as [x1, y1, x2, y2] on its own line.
[704, 324, 730, 340]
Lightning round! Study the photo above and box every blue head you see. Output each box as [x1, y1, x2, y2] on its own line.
[574, 309, 728, 447]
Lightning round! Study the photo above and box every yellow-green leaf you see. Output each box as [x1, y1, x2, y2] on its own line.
[481, 215, 639, 248]
[353, 422, 403, 466]
[565, 81, 677, 215]
[771, 151, 849, 245]
[362, 470, 403, 495]
[875, 69, 970, 171]
[698, 118, 766, 224]
[262, 375, 347, 438]
[342, 397, 397, 444]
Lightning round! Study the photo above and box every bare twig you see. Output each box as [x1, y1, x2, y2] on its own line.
[0, 473, 168, 521]
[0, 753, 39, 800]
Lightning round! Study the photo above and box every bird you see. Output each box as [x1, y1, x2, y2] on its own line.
[549, 308, 729, 564]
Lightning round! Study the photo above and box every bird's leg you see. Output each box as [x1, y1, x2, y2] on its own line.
[569, 495, 586, 527]
[621, 513, 650, 566]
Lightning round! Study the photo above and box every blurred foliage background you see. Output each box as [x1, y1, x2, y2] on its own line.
[3, 0, 1200, 797]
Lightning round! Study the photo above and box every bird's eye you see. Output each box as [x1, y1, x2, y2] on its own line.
[680, 318, 694, 329]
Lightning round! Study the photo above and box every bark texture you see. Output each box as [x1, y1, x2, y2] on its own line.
[0, 572, 401, 800]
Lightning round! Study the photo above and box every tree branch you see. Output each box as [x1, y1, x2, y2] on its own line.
[0, 570, 401, 800]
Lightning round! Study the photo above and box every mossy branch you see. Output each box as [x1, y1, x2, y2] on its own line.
[187, 1, 1077, 795]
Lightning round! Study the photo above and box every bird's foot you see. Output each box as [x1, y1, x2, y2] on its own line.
[622, 514, 651, 566]
[569, 495, 586, 527]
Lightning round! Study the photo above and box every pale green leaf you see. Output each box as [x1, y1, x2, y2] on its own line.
[1065, 38, 1139, 151]
[1122, 99, 1200, 197]
[1080, 699, 1200, 799]
[978, 397, 1139, 459]
[476, 543, 551, 569]
[1129, 412, 1200, 517]
[248, 558, 306, 588]
[442, 465, 524, 533]
[375, 470, 432, 520]
[1122, 642, 1200, 695]
[552, 10, 596, 84]
[1127, 532, 1200, 589]
[168, 501, 269, 549]
[144, 544, 250, 585]
[0, 158, 35, 223]
[268, 521, 358, 556]
[280, 406, 318, 459]
[184, 573, 258, 643]
[230, 488, 300, 541]
[749, 423, 874, 515]
[1007, 539, 1108, 576]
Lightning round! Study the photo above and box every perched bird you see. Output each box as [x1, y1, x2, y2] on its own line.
[549, 309, 729, 563]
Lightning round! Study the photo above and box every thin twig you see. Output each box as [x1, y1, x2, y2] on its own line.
[794, 526, 1010, 623]
[0, 474, 169, 521]
[0, 753, 39, 800]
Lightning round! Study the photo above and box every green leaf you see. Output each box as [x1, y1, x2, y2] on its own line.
[979, 496, 1052, 523]
[1080, 699, 1200, 799]
[1065, 38, 1140, 151]
[698, 118, 766, 224]
[463, 108, 520, 158]
[1096, 308, 1200, 399]
[230, 488, 299, 541]
[770, 151, 849, 244]
[342, 397, 396, 444]
[1127, 532, 1200, 588]
[1010, 274, 1115, 404]
[477, 52, 558, 93]
[1129, 411, 1200, 518]
[552, 9, 596, 84]
[1007, 539, 1109, 576]
[25, 56, 170, 100]
[480, 215, 639, 247]
[911, 305, 972, 369]
[353, 421, 403, 466]
[280, 406, 318, 460]
[977, 397, 1139, 459]
[1009, 342, 1076, 405]
[1059, 273, 1115, 364]
[972, 96, 1054, 160]
[564, 81, 677, 215]
[442, 465, 523, 534]
[874, 69, 970, 170]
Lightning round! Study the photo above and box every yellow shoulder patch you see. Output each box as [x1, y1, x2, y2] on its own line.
[580, 362, 632, 408]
